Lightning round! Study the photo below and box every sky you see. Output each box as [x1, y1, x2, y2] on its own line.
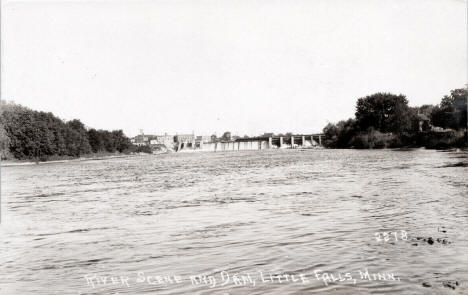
[2, 0, 466, 137]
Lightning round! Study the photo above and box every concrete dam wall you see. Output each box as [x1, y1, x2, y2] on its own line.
[200, 141, 263, 152]
[175, 134, 324, 152]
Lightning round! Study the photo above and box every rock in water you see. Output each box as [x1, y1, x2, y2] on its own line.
[422, 282, 431, 288]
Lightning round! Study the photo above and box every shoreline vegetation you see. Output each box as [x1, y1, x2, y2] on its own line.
[321, 88, 467, 149]
[0, 88, 466, 163]
[0, 100, 150, 163]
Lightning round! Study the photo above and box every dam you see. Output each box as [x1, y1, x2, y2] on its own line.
[176, 134, 324, 152]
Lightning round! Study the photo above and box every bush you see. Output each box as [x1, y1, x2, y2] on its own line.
[351, 129, 395, 149]
[422, 130, 467, 149]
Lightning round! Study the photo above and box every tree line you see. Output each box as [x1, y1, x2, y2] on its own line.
[322, 88, 467, 149]
[0, 101, 132, 160]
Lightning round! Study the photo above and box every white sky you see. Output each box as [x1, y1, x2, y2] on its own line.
[2, 0, 466, 137]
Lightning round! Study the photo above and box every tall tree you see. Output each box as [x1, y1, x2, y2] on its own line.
[0, 123, 11, 159]
[65, 119, 92, 156]
[431, 88, 467, 130]
[355, 93, 412, 133]
[88, 128, 105, 153]
[111, 130, 131, 152]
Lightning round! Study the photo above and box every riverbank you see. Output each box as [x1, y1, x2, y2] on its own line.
[323, 129, 467, 150]
[0, 153, 142, 167]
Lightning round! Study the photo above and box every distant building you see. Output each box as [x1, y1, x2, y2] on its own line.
[150, 134, 174, 147]
[431, 126, 453, 133]
[174, 134, 195, 143]
[131, 134, 149, 146]
[196, 135, 212, 143]
[417, 114, 431, 132]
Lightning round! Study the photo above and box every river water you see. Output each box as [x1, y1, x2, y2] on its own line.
[1, 149, 467, 294]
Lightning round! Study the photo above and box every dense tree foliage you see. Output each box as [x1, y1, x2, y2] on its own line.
[355, 93, 412, 133]
[323, 88, 467, 149]
[430, 88, 467, 130]
[0, 101, 131, 160]
[87, 129, 130, 153]
[323, 119, 358, 148]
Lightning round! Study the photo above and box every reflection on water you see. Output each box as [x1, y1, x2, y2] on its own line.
[1, 149, 467, 294]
